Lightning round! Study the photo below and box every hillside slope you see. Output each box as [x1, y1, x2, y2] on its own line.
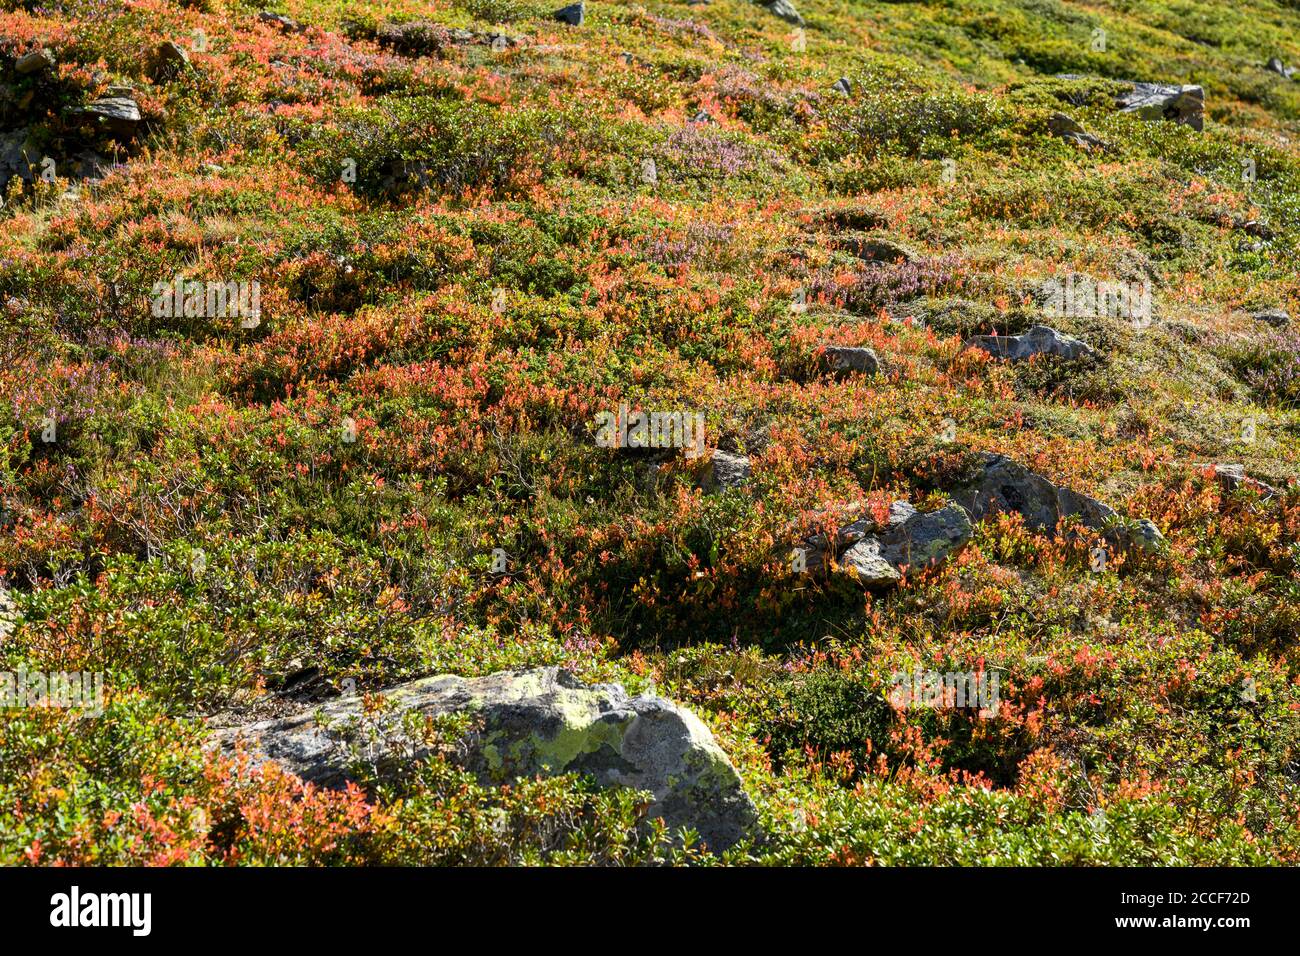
[2, 0, 1299, 864]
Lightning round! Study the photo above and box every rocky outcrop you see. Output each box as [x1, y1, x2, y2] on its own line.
[953, 453, 1165, 550]
[1116, 82, 1204, 131]
[213, 667, 758, 851]
[797, 500, 972, 586]
[78, 97, 141, 138]
[964, 325, 1095, 362]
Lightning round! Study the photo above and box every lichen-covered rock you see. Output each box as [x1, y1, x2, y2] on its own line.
[1116, 82, 1204, 131]
[212, 667, 758, 851]
[821, 345, 880, 376]
[953, 452, 1117, 533]
[703, 449, 751, 490]
[798, 500, 972, 587]
[964, 325, 1095, 362]
[1123, 518, 1167, 553]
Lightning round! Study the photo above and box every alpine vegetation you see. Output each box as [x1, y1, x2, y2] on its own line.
[1, 0, 1298, 877]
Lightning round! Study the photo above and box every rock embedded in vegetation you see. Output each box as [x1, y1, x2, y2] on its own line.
[553, 2, 585, 26]
[78, 97, 141, 137]
[1252, 308, 1290, 328]
[954, 452, 1117, 534]
[1048, 111, 1103, 149]
[15, 48, 55, 75]
[1115, 82, 1204, 131]
[1235, 219, 1275, 240]
[257, 11, 303, 32]
[838, 233, 917, 263]
[953, 452, 1165, 552]
[1126, 518, 1167, 553]
[213, 666, 758, 851]
[703, 449, 752, 490]
[963, 325, 1095, 362]
[820, 345, 880, 376]
[797, 500, 972, 587]
[1210, 463, 1280, 500]
[831, 77, 851, 96]
[0, 127, 37, 191]
[0, 585, 14, 644]
[759, 0, 804, 26]
[151, 40, 190, 81]
[376, 20, 451, 55]
[800, 204, 890, 232]
[1266, 57, 1295, 79]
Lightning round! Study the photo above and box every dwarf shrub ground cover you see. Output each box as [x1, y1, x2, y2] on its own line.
[0, 0, 1298, 865]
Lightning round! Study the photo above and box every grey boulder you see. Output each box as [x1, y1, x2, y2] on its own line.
[964, 325, 1095, 362]
[78, 97, 142, 138]
[702, 449, 752, 491]
[953, 452, 1165, 550]
[821, 345, 880, 376]
[1266, 57, 1295, 79]
[151, 40, 190, 81]
[1251, 308, 1289, 328]
[213, 666, 757, 851]
[760, 0, 804, 26]
[257, 11, 303, 32]
[799, 500, 972, 587]
[953, 452, 1118, 533]
[553, 2, 584, 25]
[1116, 82, 1204, 131]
